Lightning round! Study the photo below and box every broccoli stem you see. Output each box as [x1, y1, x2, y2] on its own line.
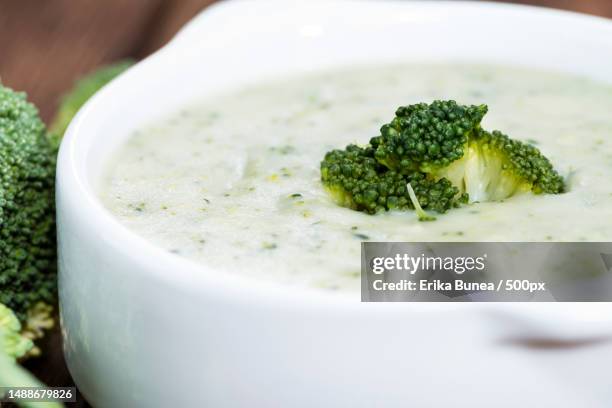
[0, 353, 63, 408]
[406, 183, 436, 222]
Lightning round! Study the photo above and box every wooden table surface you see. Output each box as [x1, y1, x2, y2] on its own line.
[0, 0, 610, 406]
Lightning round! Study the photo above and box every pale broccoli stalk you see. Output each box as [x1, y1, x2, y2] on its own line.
[0, 304, 33, 360]
[406, 183, 436, 222]
[0, 356, 64, 408]
[20, 303, 55, 358]
[0, 304, 63, 408]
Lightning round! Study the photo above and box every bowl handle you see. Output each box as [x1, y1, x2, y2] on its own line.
[486, 303, 612, 343]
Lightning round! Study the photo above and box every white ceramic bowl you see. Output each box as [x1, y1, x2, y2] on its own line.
[57, 1, 612, 407]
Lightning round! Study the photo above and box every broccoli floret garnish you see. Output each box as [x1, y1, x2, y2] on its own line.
[370, 100, 488, 173]
[321, 100, 564, 219]
[0, 86, 57, 322]
[438, 129, 566, 202]
[320, 144, 464, 215]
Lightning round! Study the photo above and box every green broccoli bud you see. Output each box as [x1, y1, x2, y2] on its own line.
[372, 100, 565, 203]
[0, 85, 57, 322]
[320, 144, 464, 216]
[370, 100, 488, 174]
[48, 59, 133, 147]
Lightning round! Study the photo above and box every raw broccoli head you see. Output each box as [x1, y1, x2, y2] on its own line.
[0, 61, 130, 345]
[49, 59, 133, 147]
[0, 86, 57, 321]
[320, 144, 465, 216]
[370, 100, 488, 173]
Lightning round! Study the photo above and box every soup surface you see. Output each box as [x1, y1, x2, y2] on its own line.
[100, 64, 612, 291]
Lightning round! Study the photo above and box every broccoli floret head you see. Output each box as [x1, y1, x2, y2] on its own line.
[437, 129, 566, 202]
[370, 100, 488, 173]
[0, 85, 56, 321]
[320, 144, 465, 216]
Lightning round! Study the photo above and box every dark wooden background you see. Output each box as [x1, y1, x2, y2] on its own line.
[0, 0, 610, 406]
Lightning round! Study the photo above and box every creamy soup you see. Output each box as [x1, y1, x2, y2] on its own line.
[100, 64, 612, 291]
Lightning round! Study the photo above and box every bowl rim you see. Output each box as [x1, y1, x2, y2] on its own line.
[57, 0, 612, 322]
